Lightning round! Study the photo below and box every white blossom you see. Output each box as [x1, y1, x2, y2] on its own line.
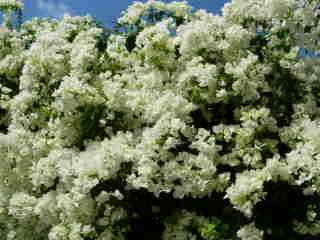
[0, 0, 319, 238]
[237, 223, 264, 240]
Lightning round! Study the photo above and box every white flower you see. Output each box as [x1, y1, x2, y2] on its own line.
[144, 90, 196, 123]
[176, 12, 224, 58]
[118, 1, 147, 25]
[34, 191, 59, 226]
[0, 0, 23, 10]
[225, 169, 272, 217]
[0, 0, 320, 238]
[8, 192, 37, 220]
[237, 223, 264, 240]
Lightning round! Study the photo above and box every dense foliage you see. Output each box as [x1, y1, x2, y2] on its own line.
[0, 0, 320, 239]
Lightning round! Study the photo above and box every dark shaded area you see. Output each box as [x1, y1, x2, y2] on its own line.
[76, 105, 129, 150]
[0, 107, 9, 134]
[190, 107, 213, 130]
[39, 177, 59, 195]
[90, 162, 132, 198]
[90, 162, 245, 240]
[250, 31, 270, 62]
[125, 190, 244, 240]
[0, 74, 20, 134]
[125, 34, 137, 52]
[190, 99, 240, 132]
[76, 104, 106, 149]
[209, 102, 238, 126]
[90, 163, 246, 239]
[216, 164, 247, 183]
[263, 65, 305, 127]
[253, 181, 320, 240]
[91, 171, 320, 240]
[167, 131, 199, 156]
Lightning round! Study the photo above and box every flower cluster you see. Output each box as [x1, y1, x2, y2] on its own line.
[0, 0, 319, 239]
[0, 0, 23, 11]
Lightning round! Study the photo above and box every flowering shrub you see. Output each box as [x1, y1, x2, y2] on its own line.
[0, 0, 320, 239]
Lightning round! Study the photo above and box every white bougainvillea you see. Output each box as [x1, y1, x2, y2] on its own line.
[237, 223, 264, 240]
[0, 0, 319, 239]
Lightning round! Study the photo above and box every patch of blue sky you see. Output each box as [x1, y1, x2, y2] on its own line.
[20, 0, 229, 27]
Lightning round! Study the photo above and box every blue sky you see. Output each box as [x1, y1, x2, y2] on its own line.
[20, 0, 229, 27]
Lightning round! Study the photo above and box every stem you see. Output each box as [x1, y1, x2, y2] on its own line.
[208, 78, 217, 104]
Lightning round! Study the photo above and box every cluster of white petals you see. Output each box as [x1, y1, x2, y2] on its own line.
[0, 0, 22, 10]
[0, 0, 319, 239]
